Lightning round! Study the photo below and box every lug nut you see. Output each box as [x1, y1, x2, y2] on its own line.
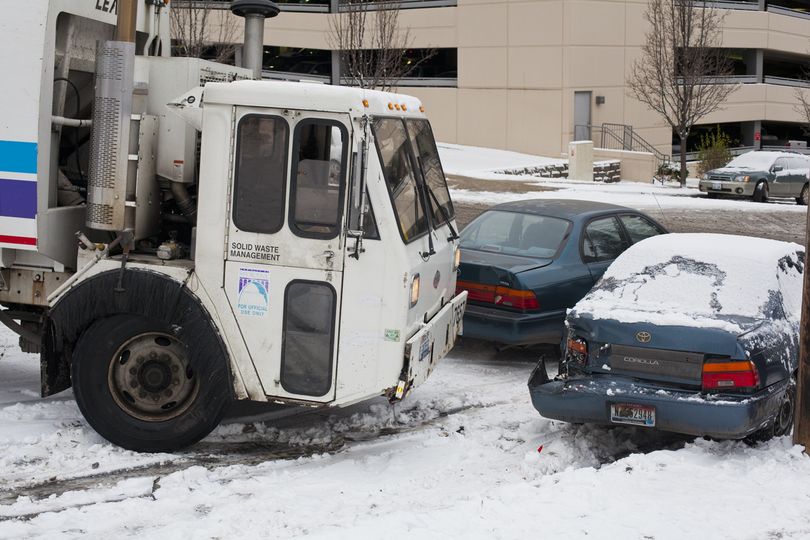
[129, 367, 137, 375]
[172, 365, 179, 373]
[173, 378, 180, 386]
[139, 391, 147, 398]
[164, 389, 173, 397]
[150, 351, 157, 359]
[130, 380, 138, 388]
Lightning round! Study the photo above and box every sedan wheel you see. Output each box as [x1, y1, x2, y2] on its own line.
[798, 184, 809, 206]
[753, 181, 768, 203]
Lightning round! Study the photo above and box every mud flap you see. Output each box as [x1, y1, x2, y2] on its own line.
[394, 291, 467, 400]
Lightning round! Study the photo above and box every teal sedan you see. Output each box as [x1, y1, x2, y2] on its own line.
[455, 199, 667, 346]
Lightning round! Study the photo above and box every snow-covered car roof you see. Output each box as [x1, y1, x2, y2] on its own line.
[718, 151, 810, 172]
[571, 233, 804, 333]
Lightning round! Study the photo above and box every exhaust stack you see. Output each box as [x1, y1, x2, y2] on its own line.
[85, 0, 139, 235]
[230, 0, 280, 79]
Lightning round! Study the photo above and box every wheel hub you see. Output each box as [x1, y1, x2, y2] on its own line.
[108, 332, 199, 422]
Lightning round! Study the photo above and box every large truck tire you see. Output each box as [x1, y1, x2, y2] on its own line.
[72, 314, 230, 452]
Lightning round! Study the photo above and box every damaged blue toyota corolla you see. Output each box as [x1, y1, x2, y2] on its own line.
[528, 233, 804, 441]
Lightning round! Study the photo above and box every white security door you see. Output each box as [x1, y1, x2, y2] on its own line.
[223, 108, 352, 402]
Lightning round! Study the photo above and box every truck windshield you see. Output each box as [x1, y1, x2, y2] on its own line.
[405, 119, 454, 226]
[373, 118, 429, 242]
[372, 117, 454, 243]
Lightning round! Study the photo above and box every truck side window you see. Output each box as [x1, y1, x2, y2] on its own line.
[406, 119, 455, 227]
[372, 118, 428, 243]
[233, 115, 289, 234]
[290, 120, 347, 239]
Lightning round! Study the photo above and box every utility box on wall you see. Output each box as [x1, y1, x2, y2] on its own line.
[568, 140, 594, 181]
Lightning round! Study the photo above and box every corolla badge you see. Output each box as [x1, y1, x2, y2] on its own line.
[635, 331, 652, 343]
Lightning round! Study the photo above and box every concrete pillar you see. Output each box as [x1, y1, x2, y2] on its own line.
[331, 50, 341, 86]
[742, 120, 763, 150]
[569, 141, 594, 181]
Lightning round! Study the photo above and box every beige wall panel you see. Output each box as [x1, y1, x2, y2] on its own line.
[456, 89, 509, 148]
[458, 3, 508, 47]
[700, 85, 768, 124]
[625, 2, 648, 48]
[399, 87, 459, 143]
[506, 90, 564, 155]
[507, 1, 563, 47]
[589, 87, 627, 127]
[564, 0, 626, 47]
[593, 148, 656, 182]
[459, 47, 508, 88]
[566, 46, 626, 88]
[507, 47, 563, 89]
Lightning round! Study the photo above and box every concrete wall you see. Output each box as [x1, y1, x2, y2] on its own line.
[593, 148, 657, 183]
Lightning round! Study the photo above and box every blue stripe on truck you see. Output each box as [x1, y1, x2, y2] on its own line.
[0, 140, 38, 175]
[0, 179, 37, 219]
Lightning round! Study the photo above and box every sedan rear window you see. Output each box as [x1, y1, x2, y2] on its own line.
[461, 210, 570, 258]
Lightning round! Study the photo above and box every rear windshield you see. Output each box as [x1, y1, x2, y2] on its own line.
[460, 210, 570, 258]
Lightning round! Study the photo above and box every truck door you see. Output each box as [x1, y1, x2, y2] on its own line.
[224, 109, 350, 402]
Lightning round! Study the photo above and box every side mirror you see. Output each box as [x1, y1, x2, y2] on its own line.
[772, 165, 783, 173]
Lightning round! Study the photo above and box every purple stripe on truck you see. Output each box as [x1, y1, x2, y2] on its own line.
[0, 178, 37, 219]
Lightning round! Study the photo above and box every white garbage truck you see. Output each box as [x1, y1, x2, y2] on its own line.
[0, 0, 466, 452]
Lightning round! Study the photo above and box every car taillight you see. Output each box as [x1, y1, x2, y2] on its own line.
[455, 280, 539, 311]
[702, 360, 759, 391]
[563, 336, 588, 372]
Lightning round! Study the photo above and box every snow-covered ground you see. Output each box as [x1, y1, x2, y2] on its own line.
[2, 327, 810, 539]
[440, 143, 807, 213]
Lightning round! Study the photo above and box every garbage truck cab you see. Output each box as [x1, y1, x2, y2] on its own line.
[0, 0, 466, 452]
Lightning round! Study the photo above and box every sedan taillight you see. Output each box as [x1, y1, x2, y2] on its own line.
[702, 360, 759, 392]
[455, 280, 540, 311]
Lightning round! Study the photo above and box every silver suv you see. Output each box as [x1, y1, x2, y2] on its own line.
[699, 151, 810, 205]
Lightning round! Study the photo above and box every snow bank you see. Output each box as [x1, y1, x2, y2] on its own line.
[438, 142, 565, 179]
[572, 233, 804, 331]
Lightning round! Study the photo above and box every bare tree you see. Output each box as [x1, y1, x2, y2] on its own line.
[628, 0, 738, 185]
[170, 2, 239, 64]
[328, 0, 433, 91]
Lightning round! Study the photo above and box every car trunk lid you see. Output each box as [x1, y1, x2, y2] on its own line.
[573, 317, 758, 387]
[457, 250, 550, 311]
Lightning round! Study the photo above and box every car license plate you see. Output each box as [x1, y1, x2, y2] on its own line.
[610, 403, 655, 427]
[711, 181, 721, 190]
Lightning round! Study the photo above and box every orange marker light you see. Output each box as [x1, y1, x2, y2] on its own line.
[388, 103, 394, 110]
[419, 105, 425, 113]
[394, 104, 401, 111]
[402, 104, 408, 111]
[362, 99, 369, 108]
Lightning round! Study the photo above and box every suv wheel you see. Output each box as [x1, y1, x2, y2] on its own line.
[753, 181, 768, 203]
[798, 184, 809, 206]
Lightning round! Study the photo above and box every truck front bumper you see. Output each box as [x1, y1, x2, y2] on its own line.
[402, 291, 468, 392]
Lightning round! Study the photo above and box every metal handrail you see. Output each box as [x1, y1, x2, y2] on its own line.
[575, 123, 670, 169]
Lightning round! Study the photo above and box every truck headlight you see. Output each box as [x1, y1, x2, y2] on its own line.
[734, 175, 750, 182]
[410, 274, 420, 307]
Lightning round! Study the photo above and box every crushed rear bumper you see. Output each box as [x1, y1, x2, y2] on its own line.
[528, 365, 789, 439]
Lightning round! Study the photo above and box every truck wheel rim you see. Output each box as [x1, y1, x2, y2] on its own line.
[107, 332, 199, 422]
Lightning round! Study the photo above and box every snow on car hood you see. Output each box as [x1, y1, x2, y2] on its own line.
[571, 233, 804, 334]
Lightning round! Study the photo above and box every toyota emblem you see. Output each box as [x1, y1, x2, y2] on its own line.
[635, 331, 652, 343]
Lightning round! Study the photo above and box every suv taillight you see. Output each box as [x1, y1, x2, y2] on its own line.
[702, 360, 759, 392]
